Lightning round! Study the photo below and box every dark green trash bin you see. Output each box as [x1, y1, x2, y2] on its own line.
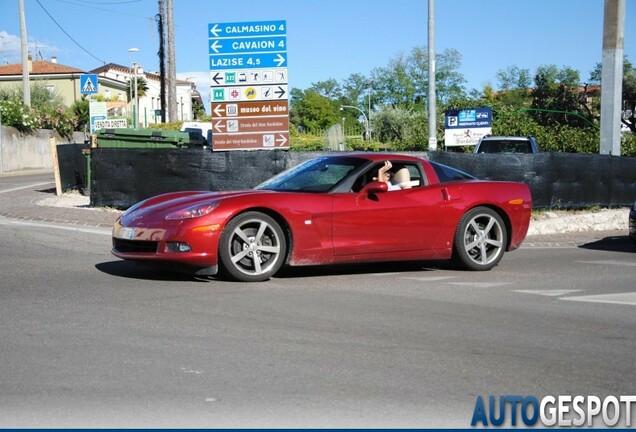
[95, 128, 206, 148]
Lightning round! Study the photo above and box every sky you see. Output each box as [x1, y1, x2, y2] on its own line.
[1, 0, 635, 113]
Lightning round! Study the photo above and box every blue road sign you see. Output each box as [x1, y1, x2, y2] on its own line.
[445, 107, 492, 129]
[210, 53, 287, 70]
[208, 20, 286, 38]
[209, 36, 287, 55]
[80, 74, 98, 95]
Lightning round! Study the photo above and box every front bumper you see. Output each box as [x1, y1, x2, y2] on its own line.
[111, 219, 222, 272]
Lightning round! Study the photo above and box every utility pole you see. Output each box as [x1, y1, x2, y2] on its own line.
[599, 0, 625, 155]
[157, 0, 166, 123]
[19, 0, 30, 107]
[166, 0, 177, 122]
[427, 0, 437, 151]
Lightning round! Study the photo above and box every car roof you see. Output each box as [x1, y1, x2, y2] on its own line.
[480, 136, 532, 141]
[329, 152, 425, 163]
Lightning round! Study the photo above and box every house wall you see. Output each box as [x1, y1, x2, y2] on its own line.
[0, 75, 82, 107]
[0, 75, 128, 108]
[97, 68, 194, 127]
[0, 126, 85, 173]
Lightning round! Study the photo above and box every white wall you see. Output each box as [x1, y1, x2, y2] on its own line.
[98, 67, 194, 126]
[0, 126, 85, 173]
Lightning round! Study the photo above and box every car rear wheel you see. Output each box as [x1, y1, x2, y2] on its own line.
[453, 206, 507, 271]
[218, 211, 287, 282]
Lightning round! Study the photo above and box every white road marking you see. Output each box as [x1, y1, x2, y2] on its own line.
[522, 245, 579, 249]
[0, 217, 111, 236]
[514, 289, 583, 297]
[448, 282, 509, 288]
[576, 260, 636, 267]
[403, 276, 458, 282]
[0, 181, 53, 194]
[560, 292, 636, 306]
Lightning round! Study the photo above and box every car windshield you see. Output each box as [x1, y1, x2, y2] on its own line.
[256, 156, 366, 192]
[478, 140, 532, 153]
[430, 161, 477, 183]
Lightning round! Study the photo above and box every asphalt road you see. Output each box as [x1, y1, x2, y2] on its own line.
[0, 214, 635, 428]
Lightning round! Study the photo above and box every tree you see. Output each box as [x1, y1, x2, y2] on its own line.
[289, 89, 340, 133]
[307, 79, 342, 99]
[493, 66, 532, 108]
[70, 96, 89, 132]
[496, 66, 532, 91]
[125, 76, 150, 102]
[370, 46, 467, 110]
[341, 73, 373, 112]
[530, 65, 592, 128]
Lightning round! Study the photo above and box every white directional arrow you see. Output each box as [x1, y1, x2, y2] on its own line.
[209, 24, 221, 37]
[213, 104, 225, 117]
[210, 40, 222, 53]
[213, 120, 226, 133]
[276, 134, 288, 147]
[514, 289, 583, 297]
[274, 53, 286, 67]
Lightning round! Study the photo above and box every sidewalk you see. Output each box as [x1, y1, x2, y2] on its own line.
[0, 183, 119, 229]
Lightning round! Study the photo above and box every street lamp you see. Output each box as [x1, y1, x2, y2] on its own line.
[340, 105, 369, 141]
[128, 48, 139, 128]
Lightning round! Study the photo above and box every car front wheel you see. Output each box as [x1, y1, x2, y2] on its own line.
[453, 206, 507, 271]
[218, 211, 287, 282]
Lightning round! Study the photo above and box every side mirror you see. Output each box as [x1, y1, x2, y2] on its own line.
[357, 180, 388, 200]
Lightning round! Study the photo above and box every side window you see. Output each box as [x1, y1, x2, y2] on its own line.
[351, 161, 428, 192]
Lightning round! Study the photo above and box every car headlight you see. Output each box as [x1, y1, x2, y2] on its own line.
[165, 203, 218, 220]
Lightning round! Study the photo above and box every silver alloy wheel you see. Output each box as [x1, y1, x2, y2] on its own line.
[462, 212, 504, 266]
[220, 212, 286, 281]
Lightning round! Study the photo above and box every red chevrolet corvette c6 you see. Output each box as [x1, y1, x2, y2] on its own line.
[112, 153, 532, 282]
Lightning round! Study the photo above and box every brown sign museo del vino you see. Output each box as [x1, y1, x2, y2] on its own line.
[211, 100, 288, 118]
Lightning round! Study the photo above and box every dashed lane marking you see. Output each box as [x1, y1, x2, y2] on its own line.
[447, 282, 510, 288]
[575, 260, 636, 267]
[560, 292, 636, 306]
[0, 217, 111, 236]
[514, 289, 583, 297]
[403, 276, 458, 282]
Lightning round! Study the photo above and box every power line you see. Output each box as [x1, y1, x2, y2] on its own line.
[54, 0, 151, 20]
[68, 0, 142, 4]
[35, 0, 106, 64]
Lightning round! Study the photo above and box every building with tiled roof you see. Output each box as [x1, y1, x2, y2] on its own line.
[90, 63, 199, 125]
[0, 56, 128, 109]
[0, 57, 197, 125]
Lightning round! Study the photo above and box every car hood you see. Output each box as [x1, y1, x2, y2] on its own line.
[121, 190, 275, 224]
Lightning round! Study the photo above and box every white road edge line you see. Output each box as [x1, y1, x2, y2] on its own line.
[0, 216, 111, 236]
[560, 293, 636, 306]
[0, 181, 53, 194]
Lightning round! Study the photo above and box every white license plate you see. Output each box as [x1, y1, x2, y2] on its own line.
[117, 227, 136, 240]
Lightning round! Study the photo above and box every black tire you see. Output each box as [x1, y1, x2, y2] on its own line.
[452, 206, 507, 271]
[218, 211, 287, 282]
